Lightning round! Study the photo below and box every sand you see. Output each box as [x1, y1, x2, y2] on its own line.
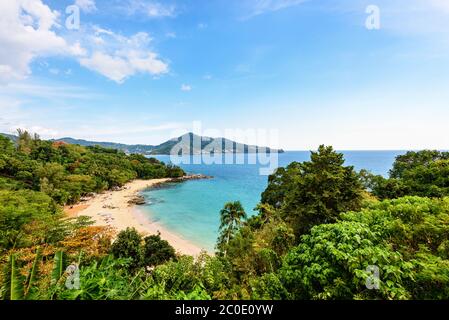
[64, 179, 205, 256]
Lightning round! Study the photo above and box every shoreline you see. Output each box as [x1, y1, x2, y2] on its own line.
[64, 178, 206, 256]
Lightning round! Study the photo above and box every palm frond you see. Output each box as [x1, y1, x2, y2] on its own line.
[51, 251, 65, 285]
[2, 254, 25, 300]
[25, 247, 42, 298]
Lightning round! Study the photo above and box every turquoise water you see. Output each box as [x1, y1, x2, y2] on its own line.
[140, 151, 406, 251]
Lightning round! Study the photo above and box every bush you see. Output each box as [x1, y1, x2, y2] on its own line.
[142, 233, 176, 267]
[110, 228, 142, 269]
[279, 196, 449, 300]
[367, 150, 449, 199]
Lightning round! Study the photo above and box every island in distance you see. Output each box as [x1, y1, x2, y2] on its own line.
[1, 132, 284, 155]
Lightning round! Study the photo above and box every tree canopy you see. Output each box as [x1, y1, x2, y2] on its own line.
[365, 150, 449, 199]
[2, 140, 449, 300]
[0, 130, 184, 205]
[263, 145, 365, 237]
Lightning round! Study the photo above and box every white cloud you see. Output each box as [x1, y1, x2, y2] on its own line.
[80, 52, 131, 83]
[0, 95, 60, 138]
[70, 122, 185, 137]
[245, 0, 308, 18]
[0, 81, 98, 100]
[181, 84, 192, 91]
[79, 29, 168, 83]
[430, 0, 449, 12]
[124, 0, 176, 18]
[0, 0, 82, 83]
[70, 41, 87, 56]
[92, 26, 114, 36]
[9, 124, 59, 137]
[0, 97, 25, 121]
[75, 0, 97, 13]
[166, 32, 177, 38]
[0, 1, 168, 85]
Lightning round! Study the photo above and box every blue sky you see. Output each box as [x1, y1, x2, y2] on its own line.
[1, 0, 449, 150]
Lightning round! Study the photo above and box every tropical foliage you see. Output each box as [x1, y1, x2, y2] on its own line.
[364, 150, 449, 199]
[216, 201, 247, 257]
[1, 132, 449, 300]
[0, 131, 184, 206]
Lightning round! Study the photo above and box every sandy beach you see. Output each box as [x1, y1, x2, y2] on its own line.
[64, 179, 205, 256]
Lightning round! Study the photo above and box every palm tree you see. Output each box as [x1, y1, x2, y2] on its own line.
[217, 201, 246, 256]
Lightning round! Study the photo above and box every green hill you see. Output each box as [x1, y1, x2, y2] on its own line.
[2, 132, 284, 155]
[50, 137, 155, 154]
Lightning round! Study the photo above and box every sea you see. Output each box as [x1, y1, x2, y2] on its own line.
[140, 151, 406, 252]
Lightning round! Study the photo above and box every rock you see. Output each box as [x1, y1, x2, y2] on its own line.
[171, 174, 213, 182]
[102, 204, 117, 209]
[128, 195, 146, 205]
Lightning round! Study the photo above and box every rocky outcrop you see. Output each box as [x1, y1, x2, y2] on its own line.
[171, 174, 213, 182]
[127, 195, 146, 206]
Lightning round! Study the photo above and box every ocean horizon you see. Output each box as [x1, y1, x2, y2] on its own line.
[140, 150, 406, 252]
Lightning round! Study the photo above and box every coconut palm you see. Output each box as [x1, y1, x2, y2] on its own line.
[217, 201, 246, 256]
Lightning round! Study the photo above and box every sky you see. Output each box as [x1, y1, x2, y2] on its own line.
[0, 0, 449, 150]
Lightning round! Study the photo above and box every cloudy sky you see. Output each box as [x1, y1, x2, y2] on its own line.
[0, 0, 448, 150]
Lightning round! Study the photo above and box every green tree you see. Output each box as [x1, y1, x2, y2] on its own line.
[0, 189, 58, 251]
[16, 129, 35, 155]
[366, 150, 449, 199]
[390, 150, 449, 179]
[261, 162, 301, 208]
[216, 201, 247, 256]
[0, 135, 14, 155]
[142, 233, 176, 267]
[280, 145, 364, 237]
[279, 196, 449, 300]
[110, 228, 143, 270]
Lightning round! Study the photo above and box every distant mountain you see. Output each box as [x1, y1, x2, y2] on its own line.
[155, 132, 283, 155]
[50, 137, 155, 154]
[0, 133, 18, 142]
[1, 132, 284, 155]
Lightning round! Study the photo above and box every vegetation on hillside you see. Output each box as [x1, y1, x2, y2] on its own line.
[0, 130, 184, 206]
[362, 150, 449, 199]
[1, 132, 284, 155]
[1, 132, 448, 300]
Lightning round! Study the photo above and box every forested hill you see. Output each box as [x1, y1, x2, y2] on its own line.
[50, 137, 155, 154]
[0, 133, 17, 143]
[149, 132, 284, 155]
[1, 132, 284, 155]
[0, 130, 185, 205]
